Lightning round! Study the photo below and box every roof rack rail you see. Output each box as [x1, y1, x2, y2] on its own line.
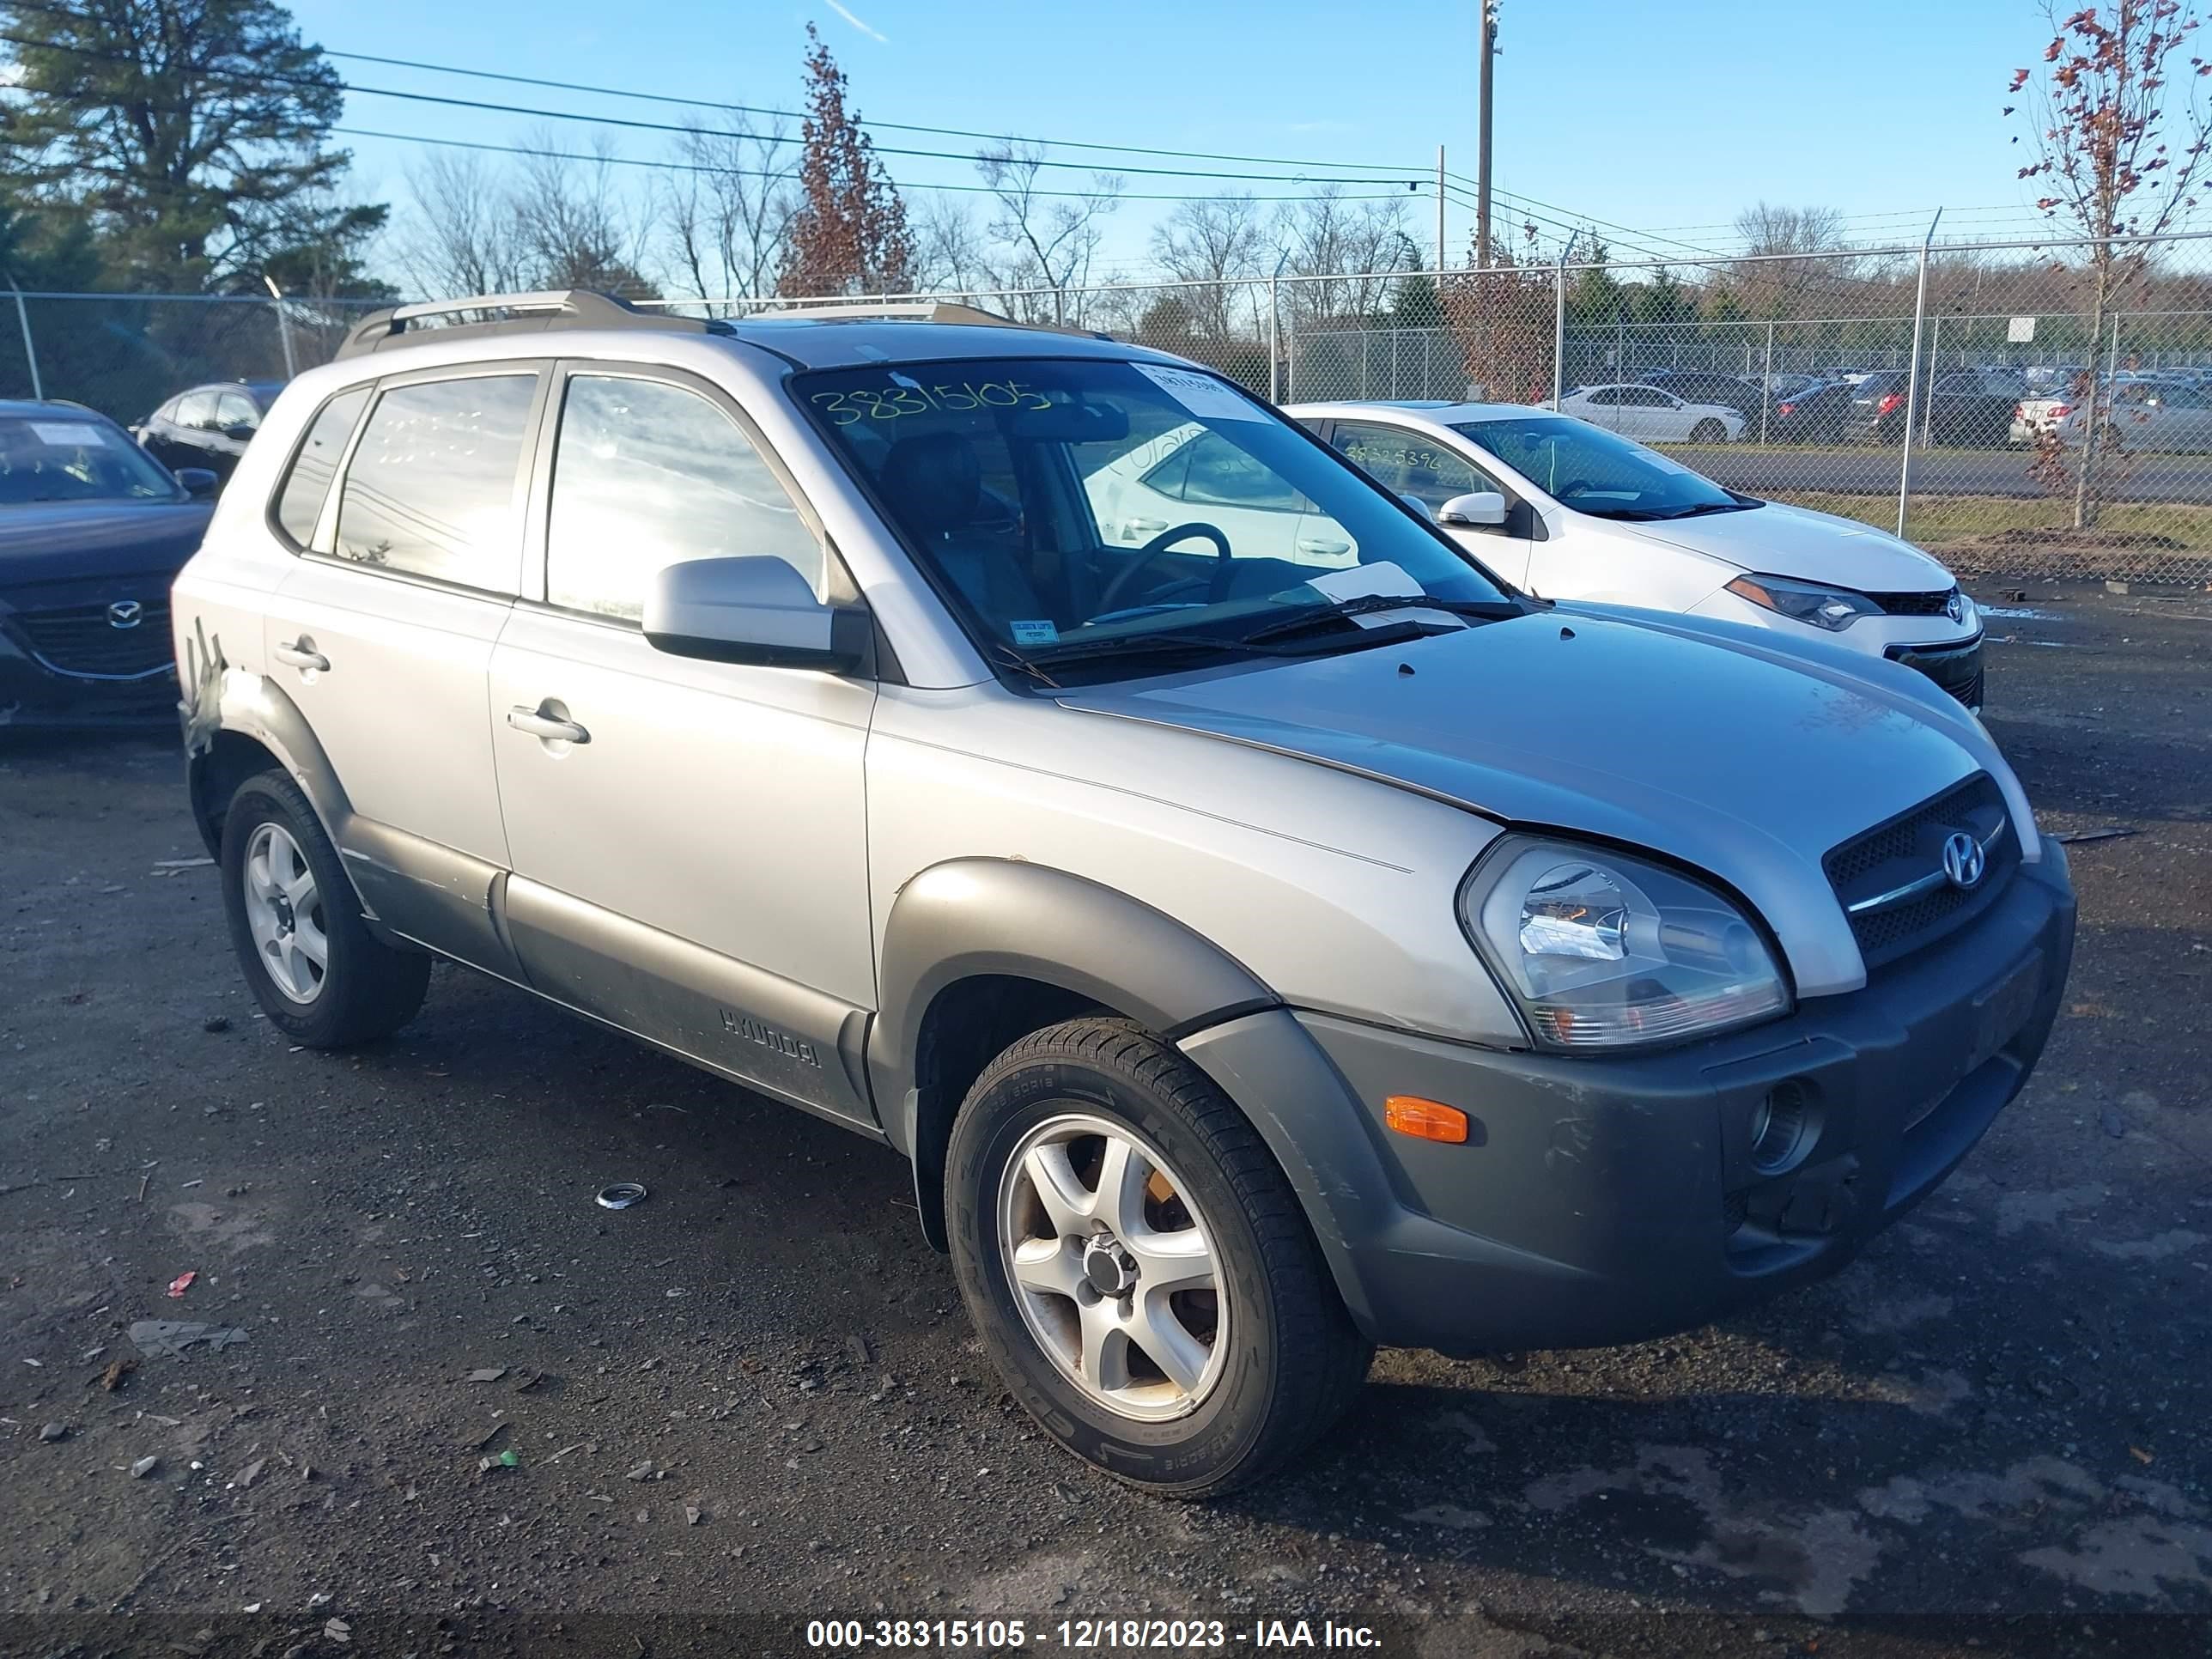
[744, 299, 1111, 340]
[336, 289, 733, 360]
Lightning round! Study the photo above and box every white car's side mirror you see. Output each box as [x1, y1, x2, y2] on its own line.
[1437, 490, 1508, 527]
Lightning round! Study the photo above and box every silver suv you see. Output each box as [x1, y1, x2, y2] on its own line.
[172, 291, 2075, 1496]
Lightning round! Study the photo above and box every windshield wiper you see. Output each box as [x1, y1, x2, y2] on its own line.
[1234, 592, 1516, 646]
[1646, 499, 1762, 520]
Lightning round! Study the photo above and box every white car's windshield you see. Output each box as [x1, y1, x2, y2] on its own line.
[0, 414, 180, 505]
[801, 358, 1516, 678]
[1453, 414, 1760, 522]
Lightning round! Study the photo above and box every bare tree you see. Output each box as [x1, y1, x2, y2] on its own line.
[1150, 193, 1266, 338]
[513, 132, 658, 297]
[1725, 201, 1855, 320]
[1732, 202, 1847, 256]
[661, 116, 796, 312]
[2012, 0, 2212, 526]
[1273, 186, 1407, 328]
[778, 23, 915, 297]
[909, 194, 993, 295]
[395, 151, 531, 299]
[974, 141, 1122, 324]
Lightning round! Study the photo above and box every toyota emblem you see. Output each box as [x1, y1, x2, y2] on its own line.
[1941, 830, 1986, 890]
[106, 599, 143, 629]
[1945, 592, 1966, 624]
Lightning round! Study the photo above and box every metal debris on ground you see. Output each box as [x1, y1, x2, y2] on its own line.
[38, 1422, 67, 1443]
[2052, 827, 2140, 844]
[477, 1449, 521, 1472]
[465, 1366, 508, 1383]
[128, 1319, 247, 1358]
[596, 1182, 647, 1210]
[166, 1271, 197, 1298]
[130, 1455, 159, 1478]
[625, 1459, 657, 1481]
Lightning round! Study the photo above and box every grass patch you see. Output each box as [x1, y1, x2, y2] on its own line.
[1771, 491, 2212, 550]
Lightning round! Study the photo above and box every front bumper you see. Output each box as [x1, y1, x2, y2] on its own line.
[1182, 843, 2074, 1356]
[0, 632, 177, 728]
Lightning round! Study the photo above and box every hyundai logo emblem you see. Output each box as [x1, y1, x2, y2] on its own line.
[106, 599, 143, 629]
[1941, 830, 1986, 890]
[1945, 592, 1966, 624]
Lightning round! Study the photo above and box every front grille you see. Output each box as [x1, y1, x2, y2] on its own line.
[11, 599, 173, 678]
[1867, 586, 1958, 617]
[1825, 774, 2017, 969]
[1887, 636, 1984, 708]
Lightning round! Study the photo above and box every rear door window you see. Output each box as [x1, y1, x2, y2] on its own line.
[176, 390, 220, 429]
[332, 373, 538, 592]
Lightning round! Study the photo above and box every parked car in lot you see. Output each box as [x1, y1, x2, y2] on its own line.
[1291, 398, 1987, 709]
[134, 380, 283, 483]
[2013, 374, 2212, 453]
[1558, 382, 1746, 443]
[0, 400, 216, 726]
[1761, 376, 1856, 443]
[1636, 369, 1765, 421]
[173, 290, 2072, 1496]
[1844, 368, 2021, 447]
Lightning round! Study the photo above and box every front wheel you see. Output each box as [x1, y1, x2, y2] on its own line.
[946, 1018, 1372, 1498]
[1691, 418, 1729, 444]
[219, 770, 430, 1048]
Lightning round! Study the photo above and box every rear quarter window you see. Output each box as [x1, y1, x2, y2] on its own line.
[271, 386, 371, 550]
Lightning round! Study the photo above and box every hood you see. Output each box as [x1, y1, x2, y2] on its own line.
[1059, 609, 2024, 996]
[0, 501, 213, 588]
[1617, 500, 1953, 592]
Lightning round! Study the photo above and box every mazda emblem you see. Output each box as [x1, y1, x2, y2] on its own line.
[106, 599, 143, 629]
[1945, 592, 1965, 624]
[1941, 830, 1985, 890]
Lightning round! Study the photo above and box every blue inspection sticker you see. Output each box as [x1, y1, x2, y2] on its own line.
[1010, 620, 1060, 647]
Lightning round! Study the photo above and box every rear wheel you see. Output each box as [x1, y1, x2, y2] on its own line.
[219, 770, 429, 1048]
[1691, 417, 1728, 444]
[946, 1018, 1371, 1498]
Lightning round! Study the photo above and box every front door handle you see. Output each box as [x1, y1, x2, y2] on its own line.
[1124, 516, 1169, 536]
[272, 638, 328, 673]
[507, 704, 590, 745]
[1296, 536, 1352, 556]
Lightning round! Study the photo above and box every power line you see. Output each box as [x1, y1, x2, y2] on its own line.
[332, 126, 1423, 206]
[0, 5, 1429, 185]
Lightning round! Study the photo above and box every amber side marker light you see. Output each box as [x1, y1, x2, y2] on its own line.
[1384, 1096, 1468, 1145]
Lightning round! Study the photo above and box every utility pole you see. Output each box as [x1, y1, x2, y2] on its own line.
[1475, 0, 1496, 269]
[1435, 147, 1447, 275]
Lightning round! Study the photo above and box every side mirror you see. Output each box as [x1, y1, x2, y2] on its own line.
[1437, 490, 1508, 528]
[643, 556, 869, 672]
[174, 467, 219, 500]
[1397, 491, 1435, 520]
[222, 422, 257, 442]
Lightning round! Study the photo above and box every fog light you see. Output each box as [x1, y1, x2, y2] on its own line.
[1750, 1081, 1813, 1173]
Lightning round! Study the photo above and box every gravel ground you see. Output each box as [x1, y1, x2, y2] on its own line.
[2, 586, 2208, 1659]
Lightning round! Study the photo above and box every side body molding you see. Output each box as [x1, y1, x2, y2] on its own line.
[872, 860, 1280, 1231]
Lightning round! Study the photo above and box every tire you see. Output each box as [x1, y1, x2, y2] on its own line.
[218, 769, 430, 1048]
[1691, 418, 1728, 444]
[945, 1017, 1372, 1498]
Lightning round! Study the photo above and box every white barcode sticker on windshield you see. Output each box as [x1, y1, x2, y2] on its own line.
[1131, 363, 1267, 423]
[30, 421, 107, 447]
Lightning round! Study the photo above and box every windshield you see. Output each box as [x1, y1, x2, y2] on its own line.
[0, 414, 180, 505]
[799, 357, 1513, 676]
[1451, 413, 1756, 521]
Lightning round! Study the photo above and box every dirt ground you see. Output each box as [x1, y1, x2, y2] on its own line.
[2, 587, 2208, 1659]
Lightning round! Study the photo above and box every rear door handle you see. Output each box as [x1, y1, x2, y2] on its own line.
[272, 638, 328, 673]
[507, 704, 590, 744]
[1297, 537, 1351, 556]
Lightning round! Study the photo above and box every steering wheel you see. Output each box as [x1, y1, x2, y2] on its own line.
[1097, 522, 1233, 613]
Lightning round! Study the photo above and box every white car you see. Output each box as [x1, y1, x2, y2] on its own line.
[2013, 374, 2212, 453]
[1556, 383, 1746, 444]
[1082, 420, 1359, 569]
[1289, 399, 1984, 708]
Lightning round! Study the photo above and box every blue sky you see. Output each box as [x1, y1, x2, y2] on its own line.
[291, 0, 2068, 281]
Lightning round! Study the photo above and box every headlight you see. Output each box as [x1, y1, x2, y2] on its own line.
[1724, 573, 1881, 631]
[1460, 836, 1790, 1051]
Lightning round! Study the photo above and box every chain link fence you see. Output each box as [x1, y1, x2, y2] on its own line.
[9, 233, 2212, 584]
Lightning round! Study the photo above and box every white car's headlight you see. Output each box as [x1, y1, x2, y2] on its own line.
[1460, 836, 1791, 1052]
[1723, 573, 1881, 631]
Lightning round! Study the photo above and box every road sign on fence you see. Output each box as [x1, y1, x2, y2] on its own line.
[2008, 315, 2038, 343]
